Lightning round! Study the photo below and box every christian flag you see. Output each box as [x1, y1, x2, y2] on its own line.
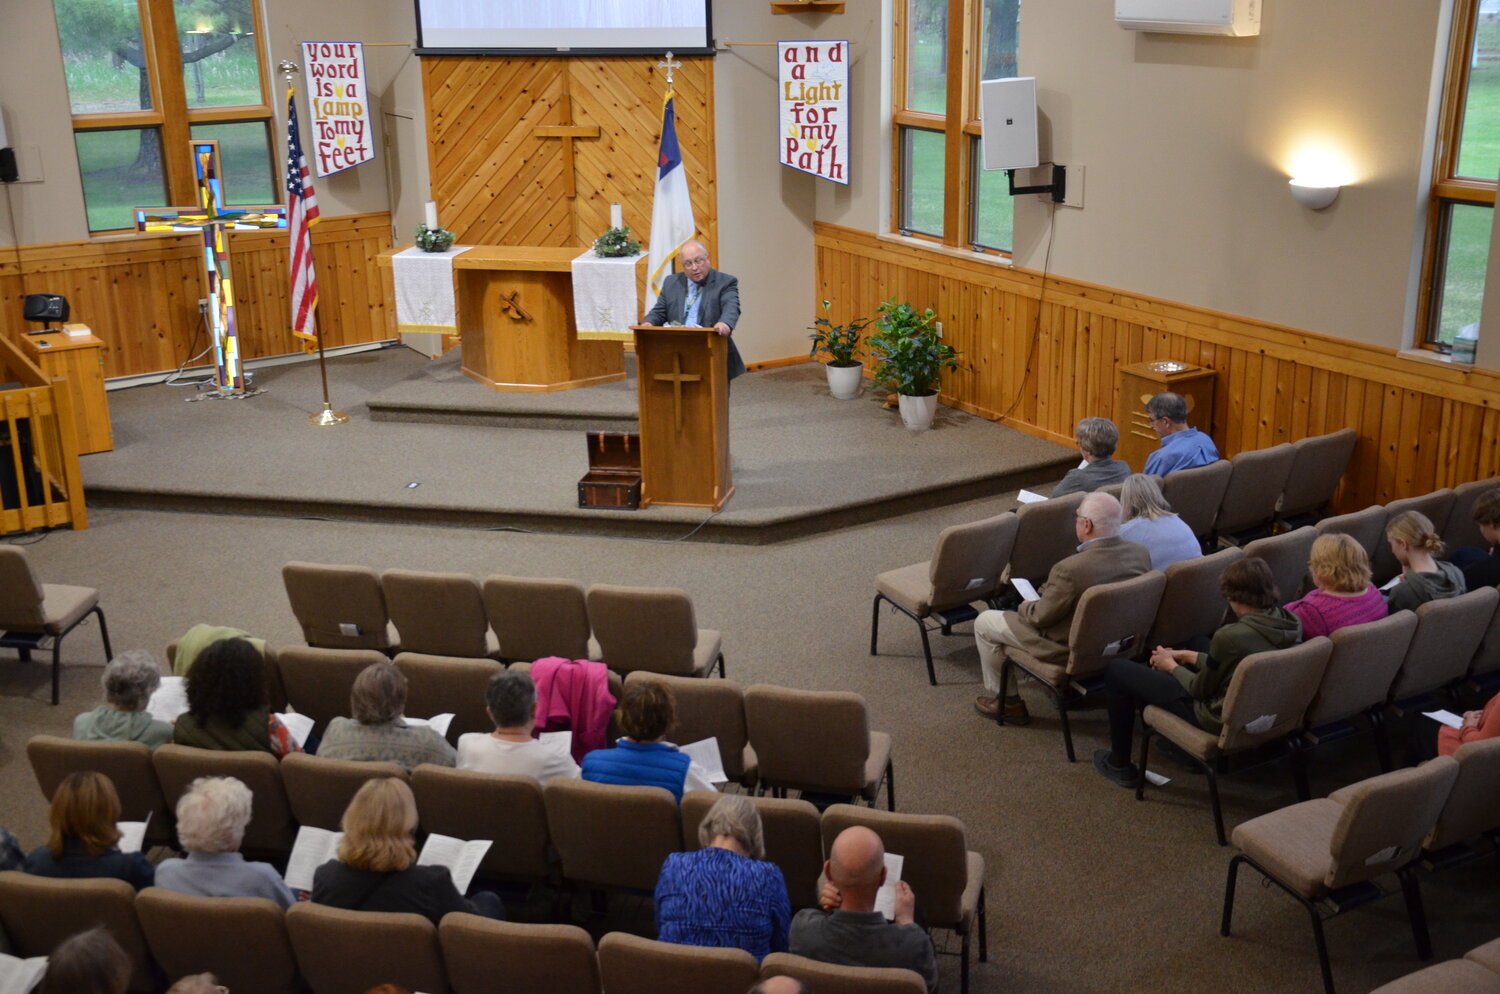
[647, 89, 696, 297]
[286, 88, 321, 352]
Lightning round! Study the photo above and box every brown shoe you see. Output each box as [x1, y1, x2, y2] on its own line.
[974, 695, 1000, 718]
[1001, 696, 1031, 726]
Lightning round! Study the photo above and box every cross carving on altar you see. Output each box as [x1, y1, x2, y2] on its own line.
[533, 93, 601, 199]
[135, 140, 288, 394]
[652, 351, 701, 432]
[499, 289, 533, 321]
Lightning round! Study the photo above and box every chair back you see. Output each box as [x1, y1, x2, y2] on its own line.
[441, 914, 602, 994]
[0, 545, 45, 627]
[1161, 459, 1233, 539]
[1006, 491, 1086, 583]
[1316, 504, 1387, 569]
[281, 753, 409, 830]
[286, 901, 447, 994]
[0, 871, 153, 992]
[1217, 637, 1333, 752]
[1443, 476, 1500, 554]
[1215, 444, 1297, 537]
[1304, 612, 1418, 728]
[136, 889, 297, 994]
[1279, 428, 1358, 520]
[1372, 490, 1458, 584]
[1147, 547, 1243, 649]
[1063, 571, 1167, 679]
[1389, 586, 1500, 703]
[282, 561, 393, 651]
[744, 684, 872, 796]
[1468, 598, 1500, 679]
[586, 584, 700, 676]
[411, 765, 552, 882]
[759, 953, 928, 994]
[1243, 526, 1318, 604]
[383, 568, 492, 658]
[276, 646, 389, 735]
[1324, 756, 1459, 891]
[543, 778, 681, 892]
[627, 672, 752, 781]
[820, 804, 974, 931]
[26, 735, 173, 848]
[598, 931, 759, 994]
[484, 574, 593, 662]
[152, 745, 296, 856]
[395, 652, 504, 742]
[928, 512, 1020, 611]
[681, 791, 824, 909]
[1425, 737, 1500, 851]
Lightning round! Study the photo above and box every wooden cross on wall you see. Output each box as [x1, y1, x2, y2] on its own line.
[533, 93, 600, 199]
[652, 352, 701, 432]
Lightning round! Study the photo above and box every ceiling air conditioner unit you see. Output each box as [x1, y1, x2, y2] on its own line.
[1115, 0, 1260, 36]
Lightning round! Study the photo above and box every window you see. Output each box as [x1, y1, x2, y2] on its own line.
[52, 0, 275, 233]
[894, 0, 1020, 253]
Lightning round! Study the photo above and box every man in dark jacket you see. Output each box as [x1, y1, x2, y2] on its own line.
[642, 239, 746, 381]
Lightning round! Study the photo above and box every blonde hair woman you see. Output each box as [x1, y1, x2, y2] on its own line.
[1284, 534, 1387, 638]
[1384, 511, 1465, 613]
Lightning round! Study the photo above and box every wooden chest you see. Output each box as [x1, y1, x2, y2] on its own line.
[578, 431, 642, 510]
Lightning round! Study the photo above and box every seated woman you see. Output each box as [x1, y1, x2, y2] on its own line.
[153, 776, 296, 908]
[1456, 488, 1500, 590]
[1093, 558, 1302, 787]
[311, 777, 501, 924]
[23, 771, 153, 889]
[654, 794, 791, 961]
[581, 681, 716, 802]
[1384, 510, 1466, 613]
[319, 661, 456, 771]
[39, 926, 132, 994]
[73, 650, 174, 749]
[1439, 689, 1500, 757]
[173, 638, 302, 757]
[457, 670, 580, 783]
[1284, 533, 1387, 638]
[1117, 473, 1202, 572]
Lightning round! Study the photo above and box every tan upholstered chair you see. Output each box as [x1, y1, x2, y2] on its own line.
[1243, 525, 1318, 603]
[484, 574, 595, 662]
[281, 753, 408, 830]
[586, 584, 724, 678]
[0, 871, 153, 992]
[1372, 490, 1458, 584]
[1277, 428, 1358, 525]
[1467, 598, 1500, 684]
[1005, 491, 1086, 584]
[395, 651, 504, 742]
[626, 671, 756, 785]
[1423, 737, 1500, 856]
[282, 561, 396, 652]
[821, 804, 986, 994]
[1467, 938, 1500, 973]
[382, 567, 498, 659]
[26, 734, 174, 849]
[759, 953, 928, 994]
[1316, 504, 1387, 571]
[1387, 587, 1498, 707]
[597, 931, 759, 994]
[166, 639, 287, 712]
[136, 889, 298, 994]
[1368, 961, 1500, 994]
[1302, 612, 1419, 774]
[1214, 443, 1297, 543]
[1443, 475, 1500, 554]
[1145, 547, 1243, 650]
[276, 645, 388, 735]
[681, 790, 824, 909]
[152, 744, 296, 857]
[411, 765, 553, 885]
[871, 512, 1020, 686]
[744, 684, 894, 810]
[1137, 638, 1334, 845]
[1160, 459, 1233, 541]
[543, 778, 682, 892]
[999, 570, 1167, 762]
[1222, 757, 1460, 994]
[441, 914, 602, 994]
[286, 901, 447, 994]
[0, 544, 111, 704]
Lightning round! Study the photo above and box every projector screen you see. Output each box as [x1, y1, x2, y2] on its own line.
[415, 0, 713, 55]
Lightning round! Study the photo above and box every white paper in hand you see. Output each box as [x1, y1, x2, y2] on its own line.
[873, 852, 905, 919]
[1380, 574, 1403, 592]
[1011, 578, 1040, 602]
[275, 712, 316, 748]
[147, 676, 188, 723]
[680, 737, 728, 784]
[0, 951, 49, 994]
[1016, 489, 1048, 504]
[1423, 709, 1464, 730]
[405, 713, 455, 739]
[116, 813, 150, 854]
[284, 826, 344, 892]
[417, 833, 492, 895]
[538, 730, 573, 757]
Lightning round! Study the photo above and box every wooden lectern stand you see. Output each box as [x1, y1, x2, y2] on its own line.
[631, 325, 734, 511]
[1117, 359, 1217, 472]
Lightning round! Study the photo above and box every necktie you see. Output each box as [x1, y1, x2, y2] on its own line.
[685, 280, 702, 326]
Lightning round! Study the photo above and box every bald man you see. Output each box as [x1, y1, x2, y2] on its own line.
[643, 239, 746, 381]
[787, 826, 937, 992]
[746, 979, 811, 994]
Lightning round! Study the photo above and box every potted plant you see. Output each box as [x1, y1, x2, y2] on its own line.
[866, 297, 961, 431]
[807, 299, 870, 399]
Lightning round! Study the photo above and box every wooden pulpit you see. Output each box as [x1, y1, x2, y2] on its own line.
[631, 325, 734, 511]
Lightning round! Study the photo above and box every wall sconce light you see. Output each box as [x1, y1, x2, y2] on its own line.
[1288, 178, 1340, 210]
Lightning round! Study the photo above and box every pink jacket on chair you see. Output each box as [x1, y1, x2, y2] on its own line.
[530, 656, 615, 763]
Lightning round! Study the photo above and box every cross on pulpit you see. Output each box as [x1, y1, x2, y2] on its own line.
[652, 352, 701, 432]
[533, 93, 601, 199]
[135, 140, 288, 394]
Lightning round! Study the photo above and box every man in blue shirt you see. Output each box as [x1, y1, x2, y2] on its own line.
[1143, 391, 1219, 477]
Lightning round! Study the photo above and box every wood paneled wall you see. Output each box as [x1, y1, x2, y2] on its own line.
[816, 223, 1500, 512]
[0, 213, 393, 380]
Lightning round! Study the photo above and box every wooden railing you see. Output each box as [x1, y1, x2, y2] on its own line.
[0, 335, 87, 534]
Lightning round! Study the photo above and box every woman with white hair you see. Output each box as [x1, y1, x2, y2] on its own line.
[1118, 473, 1202, 571]
[653, 794, 791, 962]
[73, 650, 173, 749]
[153, 776, 295, 908]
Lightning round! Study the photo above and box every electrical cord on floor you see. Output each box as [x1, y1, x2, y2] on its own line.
[995, 199, 1059, 426]
[163, 304, 215, 387]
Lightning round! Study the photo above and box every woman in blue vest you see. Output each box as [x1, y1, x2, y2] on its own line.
[582, 681, 716, 802]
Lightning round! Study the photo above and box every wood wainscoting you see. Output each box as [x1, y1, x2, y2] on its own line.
[0, 212, 394, 381]
[816, 222, 1500, 512]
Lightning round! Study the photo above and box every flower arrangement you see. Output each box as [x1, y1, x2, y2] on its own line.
[593, 225, 643, 258]
[414, 223, 456, 253]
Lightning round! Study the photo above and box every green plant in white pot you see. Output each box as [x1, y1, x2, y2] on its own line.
[866, 297, 961, 431]
[807, 299, 870, 399]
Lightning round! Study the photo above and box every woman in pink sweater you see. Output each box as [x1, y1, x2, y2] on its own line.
[1283, 533, 1388, 638]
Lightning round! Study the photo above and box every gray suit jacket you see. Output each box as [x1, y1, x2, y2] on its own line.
[643, 268, 746, 379]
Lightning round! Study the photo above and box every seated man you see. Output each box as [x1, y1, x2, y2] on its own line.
[788, 826, 937, 993]
[457, 670, 581, 784]
[1143, 391, 1219, 477]
[1455, 487, 1500, 590]
[1051, 417, 1131, 498]
[974, 492, 1152, 723]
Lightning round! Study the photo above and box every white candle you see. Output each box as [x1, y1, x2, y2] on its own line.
[424, 201, 439, 229]
[610, 203, 623, 229]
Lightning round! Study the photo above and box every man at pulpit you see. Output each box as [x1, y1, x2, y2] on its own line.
[643, 240, 746, 381]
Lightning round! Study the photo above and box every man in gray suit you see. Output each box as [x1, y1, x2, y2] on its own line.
[643, 239, 746, 381]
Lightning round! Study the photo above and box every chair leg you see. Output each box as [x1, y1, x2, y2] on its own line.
[959, 929, 970, 994]
[1220, 853, 1244, 936]
[50, 639, 62, 706]
[917, 621, 936, 687]
[1303, 894, 1337, 994]
[1207, 766, 1227, 846]
[885, 759, 895, 811]
[1371, 710, 1394, 773]
[977, 885, 987, 961]
[1058, 699, 1076, 763]
[1135, 727, 1153, 801]
[869, 593, 884, 656]
[1398, 868, 1433, 961]
[1289, 737, 1311, 802]
[716, 653, 725, 679]
[93, 606, 113, 660]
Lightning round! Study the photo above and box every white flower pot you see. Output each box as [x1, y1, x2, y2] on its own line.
[898, 393, 938, 431]
[825, 362, 864, 399]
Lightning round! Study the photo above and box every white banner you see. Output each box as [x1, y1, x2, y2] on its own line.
[778, 39, 849, 185]
[301, 41, 375, 177]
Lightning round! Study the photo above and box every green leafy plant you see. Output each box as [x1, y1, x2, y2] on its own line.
[866, 297, 962, 397]
[415, 223, 456, 253]
[807, 299, 870, 368]
[592, 225, 642, 258]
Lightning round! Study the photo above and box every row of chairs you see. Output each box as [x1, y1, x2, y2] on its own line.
[1314, 476, 1500, 585]
[283, 564, 726, 678]
[1367, 938, 1500, 994]
[0, 875, 938, 994]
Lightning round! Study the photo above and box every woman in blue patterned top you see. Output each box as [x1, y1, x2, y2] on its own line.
[654, 793, 792, 961]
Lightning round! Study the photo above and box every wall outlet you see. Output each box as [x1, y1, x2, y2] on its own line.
[1060, 164, 1084, 208]
[935, 320, 944, 338]
[198, 298, 210, 317]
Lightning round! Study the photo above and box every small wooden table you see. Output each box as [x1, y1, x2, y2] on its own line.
[20, 324, 113, 454]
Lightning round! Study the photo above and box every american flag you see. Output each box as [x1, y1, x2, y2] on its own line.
[286, 89, 320, 352]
